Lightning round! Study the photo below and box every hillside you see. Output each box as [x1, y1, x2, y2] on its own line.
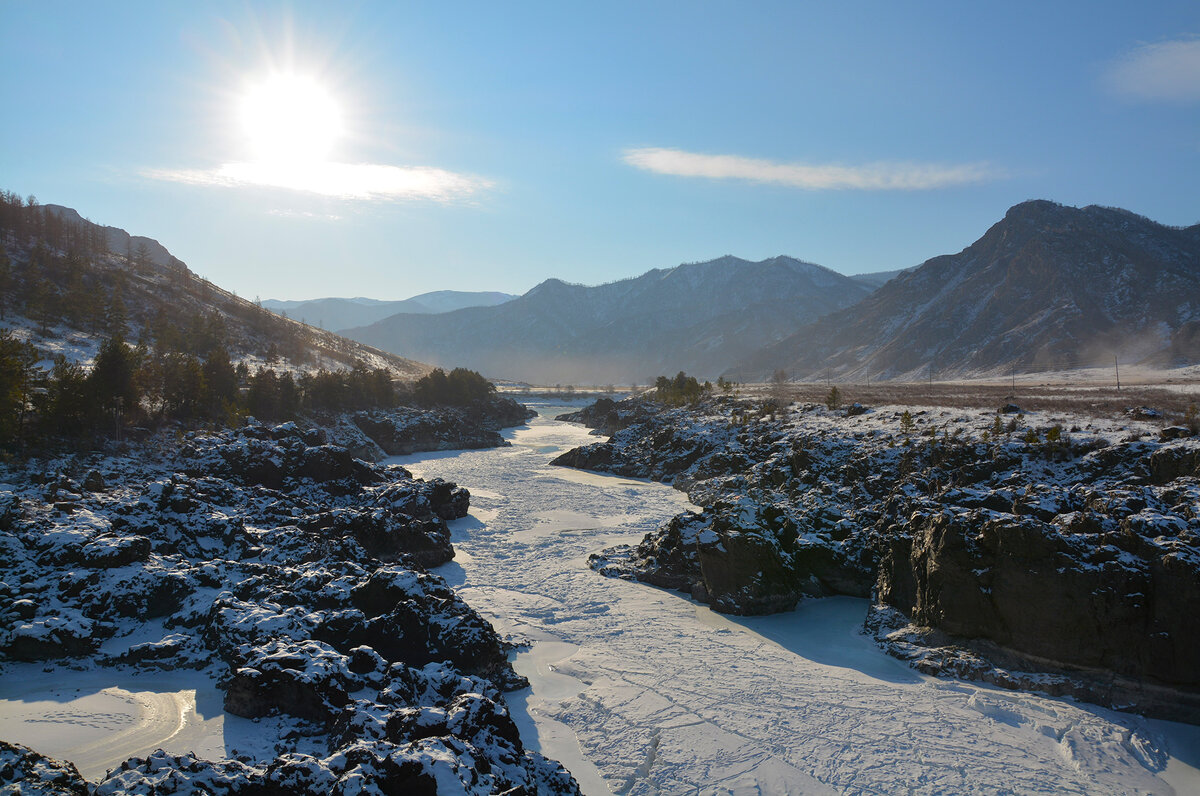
[731, 200, 1200, 381]
[344, 255, 871, 384]
[261, 290, 516, 331]
[0, 193, 428, 380]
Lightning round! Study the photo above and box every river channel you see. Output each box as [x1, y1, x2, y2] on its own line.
[392, 398, 1200, 796]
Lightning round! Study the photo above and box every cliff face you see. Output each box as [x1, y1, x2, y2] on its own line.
[876, 505, 1200, 686]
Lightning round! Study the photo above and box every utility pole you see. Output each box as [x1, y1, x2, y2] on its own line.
[1114, 355, 1120, 392]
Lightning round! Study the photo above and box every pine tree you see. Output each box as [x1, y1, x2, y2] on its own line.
[0, 330, 39, 446]
[89, 335, 141, 421]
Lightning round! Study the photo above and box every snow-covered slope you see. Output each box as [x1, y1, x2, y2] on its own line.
[1, 198, 429, 379]
[734, 201, 1200, 380]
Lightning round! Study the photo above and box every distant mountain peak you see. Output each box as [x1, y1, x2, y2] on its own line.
[344, 254, 870, 383]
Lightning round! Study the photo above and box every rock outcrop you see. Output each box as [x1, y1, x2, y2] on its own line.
[0, 418, 580, 794]
[558, 395, 1200, 720]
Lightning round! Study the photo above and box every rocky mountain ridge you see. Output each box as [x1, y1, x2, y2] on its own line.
[343, 255, 872, 385]
[262, 291, 516, 332]
[1, 195, 429, 380]
[733, 201, 1200, 381]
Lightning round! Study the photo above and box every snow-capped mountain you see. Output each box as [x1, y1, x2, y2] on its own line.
[343, 256, 872, 384]
[261, 290, 516, 331]
[732, 200, 1200, 381]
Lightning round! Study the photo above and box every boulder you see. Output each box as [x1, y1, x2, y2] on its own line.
[1148, 445, 1200, 483]
[0, 741, 89, 795]
[78, 534, 150, 568]
[3, 616, 98, 660]
[82, 470, 106, 492]
[223, 639, 354, 725]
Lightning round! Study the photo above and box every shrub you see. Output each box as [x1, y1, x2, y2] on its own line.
[653, 372, 708, 406]
[413, 367, 494, 407]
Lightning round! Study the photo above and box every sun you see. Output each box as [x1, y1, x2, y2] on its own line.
[239, 73, 344, 164]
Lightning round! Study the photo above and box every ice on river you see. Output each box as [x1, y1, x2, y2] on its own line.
[393, 399, 1200, 796]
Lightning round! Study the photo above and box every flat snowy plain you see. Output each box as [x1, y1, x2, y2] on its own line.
[395, 398, 1200, 796]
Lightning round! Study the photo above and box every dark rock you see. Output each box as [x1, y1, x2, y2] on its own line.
[82, 469, 106, 492]
[1159, 425, 1192, 440]
[1148, 446, 1200, 483]
[555, 396, 650, 435]
[310, 509, 453, 567]
[118, 633, 193, 667]
[877, 510, 1200, 688]
[93, 751, 260, 795]
[844, 403, 867, 417]
[78, 534, 151, 568]
[0, 740, 89, 795]
[3, 616, 98, 660]
[373, 478, 471, 522]
[550, 441, 627, 473]
[223, 639, 352, 725]
[352, 402, 524, 457]
[1000, 403, 1022, 413]
[86, 570, 194, 620]
[11, 599, 37, 619]
[297, 444, 377, 485]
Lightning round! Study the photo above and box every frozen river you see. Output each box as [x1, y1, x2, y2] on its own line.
[394, 398, 1200, 796]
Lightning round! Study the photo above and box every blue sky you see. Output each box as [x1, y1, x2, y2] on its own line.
[2, 1, 1198, 300]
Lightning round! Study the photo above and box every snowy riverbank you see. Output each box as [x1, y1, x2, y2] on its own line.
[396, 398, 1200, 795]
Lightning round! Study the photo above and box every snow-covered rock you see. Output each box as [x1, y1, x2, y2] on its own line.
[0, 420, 580, 794]
[558, 395, 1200, 721]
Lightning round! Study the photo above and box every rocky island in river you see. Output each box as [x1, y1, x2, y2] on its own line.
[556, 391, 1200, 724]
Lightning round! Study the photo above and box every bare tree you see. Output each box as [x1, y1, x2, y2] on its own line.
[770, 368, 790, 405]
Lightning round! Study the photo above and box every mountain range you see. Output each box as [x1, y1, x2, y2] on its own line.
[261, 291, 515, 331]
[12, 195, 1198, 387]
[343, 200, 1199, 384]
[730, 200, 1200, 381]
[342, 256, 873, 384]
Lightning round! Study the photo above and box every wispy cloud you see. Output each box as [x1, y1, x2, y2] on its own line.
[1107, 37, 1200, 102]
[144, 161, 492, 203]
[622, 147, 1001, 190]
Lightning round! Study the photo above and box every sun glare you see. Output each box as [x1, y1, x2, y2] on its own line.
[239, 73, 343, 164]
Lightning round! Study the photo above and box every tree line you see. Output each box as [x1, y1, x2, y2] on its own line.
[0, 328, 502, 453]
[0, 328, 417, 451]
